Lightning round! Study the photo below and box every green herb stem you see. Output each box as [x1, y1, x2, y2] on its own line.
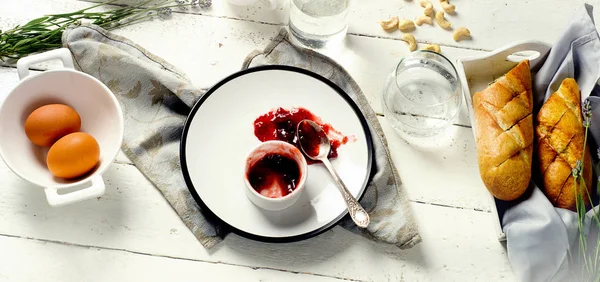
[573, 99, 600, 281]
[0, 0, 210, 61]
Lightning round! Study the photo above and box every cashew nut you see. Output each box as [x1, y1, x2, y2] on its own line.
[380, 16, 399, 31]
[401, 33, 417, 52]
[435, 11, 452, 30]
[453, 27, 471, 41]
[419, 0, 434, 16]
[397, 19, 416, 32]
[415, 15, 433, 26]
[422, 44, 441, 53]
[440, 0, 455, 14]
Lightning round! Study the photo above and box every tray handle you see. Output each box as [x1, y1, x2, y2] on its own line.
[462, 40, 552, 70]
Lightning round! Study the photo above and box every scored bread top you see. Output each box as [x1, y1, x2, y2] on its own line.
[536, 78, 592, 210]
[473, 60, 533, 201]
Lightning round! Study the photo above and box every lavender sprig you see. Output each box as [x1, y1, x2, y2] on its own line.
[583, 100, 592, 127]
[0, 0, 212, 60]
[572, 98, 600, 281]
[158, 7, 173, 18]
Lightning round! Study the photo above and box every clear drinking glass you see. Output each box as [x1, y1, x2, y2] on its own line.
[288, 0, 350, 48]
[382, 51, 462, 138]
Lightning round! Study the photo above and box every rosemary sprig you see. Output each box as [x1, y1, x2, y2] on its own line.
[0, 0, 211, 61]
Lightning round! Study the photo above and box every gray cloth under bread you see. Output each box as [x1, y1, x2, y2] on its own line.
[61, 23, 421, 249]
[503, 4, 600, 282]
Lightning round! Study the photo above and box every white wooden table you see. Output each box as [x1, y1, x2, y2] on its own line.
[0, 1, 598, 281]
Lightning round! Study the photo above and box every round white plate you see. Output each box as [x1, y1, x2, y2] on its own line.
[181, 66, 373, 242]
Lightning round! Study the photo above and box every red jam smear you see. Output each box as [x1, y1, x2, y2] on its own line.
[247, 153, 300, 198]
[253, 107, 351, 163]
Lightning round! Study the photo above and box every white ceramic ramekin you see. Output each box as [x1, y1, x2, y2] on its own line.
[244, 140, 308, 211]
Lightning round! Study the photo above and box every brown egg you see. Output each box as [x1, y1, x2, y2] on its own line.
[47, 132, 100, 179]
[25, 104, 81, 147]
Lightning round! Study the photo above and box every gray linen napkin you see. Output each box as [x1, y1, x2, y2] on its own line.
[503, 4, 600, 282]
[61, 23, 421, 249]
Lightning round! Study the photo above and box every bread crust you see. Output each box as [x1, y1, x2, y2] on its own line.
[535, 78, 592, 211]
[473, 60, 533, 201]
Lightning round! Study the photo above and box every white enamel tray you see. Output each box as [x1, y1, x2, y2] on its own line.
[456, 41, 552, 241]
[180, 66, 374, 242]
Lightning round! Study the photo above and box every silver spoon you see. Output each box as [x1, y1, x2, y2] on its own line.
[296, 119, 370, 228]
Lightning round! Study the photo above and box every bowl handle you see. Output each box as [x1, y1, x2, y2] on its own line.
[44, 176, 106, 207]
[16, 48, 75, 80]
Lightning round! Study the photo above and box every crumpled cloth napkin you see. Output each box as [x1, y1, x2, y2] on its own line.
[503, 4, 600, 282]
[61, 23, 421, 249]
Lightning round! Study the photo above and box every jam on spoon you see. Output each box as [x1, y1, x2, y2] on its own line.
[296, 119, 370, 228]
[253, 107, 352, 163]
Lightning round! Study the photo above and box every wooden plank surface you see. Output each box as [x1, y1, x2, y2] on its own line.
[81, 0, 600, 51]
[1, 0, 486, 120]
[1, 61, 506, 280]
[2, 0, 582, 280]
[0, 159, 514, 281]
[380, 118, 490, 212]
[0, 235, 352, 282]
[348, 0, 600, 51]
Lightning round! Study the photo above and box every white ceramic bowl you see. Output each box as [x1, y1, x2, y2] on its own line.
[0, 48, 124, 207]
[243, 140, 308, 211]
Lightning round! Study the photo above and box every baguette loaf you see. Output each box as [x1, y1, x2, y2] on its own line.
[536, 78, 592, 211]
[472, 60, 533, 201]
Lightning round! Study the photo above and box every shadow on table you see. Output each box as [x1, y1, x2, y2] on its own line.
[389, 122, 464, 152]
[16, 166, 126, 241]
[216, 226, 430, 272]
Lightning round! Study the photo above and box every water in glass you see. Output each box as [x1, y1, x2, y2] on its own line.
[289, 0, 349, 48]
[382, 51, 461, 138]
